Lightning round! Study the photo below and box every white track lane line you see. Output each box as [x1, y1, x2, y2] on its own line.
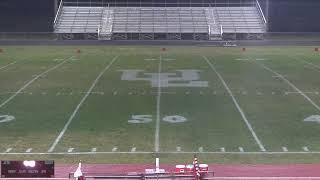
[203, 56, 266, 152]
[47, 56, 119, 152]
[155, 56, 162, 153]
[0, 56, 73, 108]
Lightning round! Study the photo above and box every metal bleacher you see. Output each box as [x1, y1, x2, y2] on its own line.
[54, 0, 267, 40]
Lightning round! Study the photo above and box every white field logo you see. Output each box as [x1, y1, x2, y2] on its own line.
[120, 69, 208, 88]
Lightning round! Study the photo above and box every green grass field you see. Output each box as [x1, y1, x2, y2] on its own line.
[1, 45, 320, 164]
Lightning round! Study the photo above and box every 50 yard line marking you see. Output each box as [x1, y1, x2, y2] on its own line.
[155, 55, 162, 153]
[203, 56, 266, 152]
[48, 55, 119, 152]
[0, 56, 73, 108]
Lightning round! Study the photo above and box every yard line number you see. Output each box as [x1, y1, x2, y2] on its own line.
[129, 115, 187, 124]
[0, 115, 15, 123]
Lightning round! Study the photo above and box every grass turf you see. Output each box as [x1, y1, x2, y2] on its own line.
[0, 45, 320, 163]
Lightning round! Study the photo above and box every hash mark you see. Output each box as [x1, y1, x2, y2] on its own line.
[176, 146, 181, 152]
[282, 147, 288, 152]
[26, 148, 32, 153]
[239, 147, 244, 152]
[68, 148, 74, 153]
[5, 148, 12, 153]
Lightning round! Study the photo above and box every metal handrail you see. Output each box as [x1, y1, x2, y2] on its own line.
[256, 0, 267, 24]
[62, 1, 256, 7]
[220, 25, 223, 36]
[54, 0, 63, 29]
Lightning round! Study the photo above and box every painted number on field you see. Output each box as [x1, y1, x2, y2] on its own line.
[0, 115, 15, 123]
[128, 115, 152, 124]
[129, 115, 187, 124]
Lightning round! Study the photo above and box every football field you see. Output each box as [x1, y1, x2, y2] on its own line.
[1, 45, 320, 163]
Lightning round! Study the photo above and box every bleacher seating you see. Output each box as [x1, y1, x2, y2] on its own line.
[54, 1, 266, 40]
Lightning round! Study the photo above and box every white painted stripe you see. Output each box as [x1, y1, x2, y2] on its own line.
[91, 148, 97, 152]
[48, 56, 119, 152]
[282, 147, 288, 152]
[131, 147, 136, 152]
[155, 56, 162, 153]
[0, 61, 18, 71]
[257, 62, 320, 112]
[5, 151, 320, 155]
[220, 147, 225, 152]
[198, 147, 203, 152]
[26, 148, 32, 153]
[68, 148, 74, 153]
[176, 146, 181, 152]
[303, 146, 309, 152]
[5, 148, 12, 153]
[112, 147, 118, 152]
[0, 56, 73, 108]
[291, 55, 320, 70]
[203, 56, 266, 152]
[239, 147, 244, 152]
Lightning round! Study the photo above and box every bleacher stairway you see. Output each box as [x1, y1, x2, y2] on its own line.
[54, 3, 266, 40]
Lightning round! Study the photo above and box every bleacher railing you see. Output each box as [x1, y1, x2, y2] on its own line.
[62, 1, 256, 8]
[256, 0, 267, 24]
[54, 0, 64, 29]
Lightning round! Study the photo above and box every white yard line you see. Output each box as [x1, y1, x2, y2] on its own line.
[154, 55, 162, 153]
[255, 62, 320, 112]
[47, 55, 119, 152]
[0, 56, 73, 108]
[203, 56, 266, 152]
[0, 61, 18, 71]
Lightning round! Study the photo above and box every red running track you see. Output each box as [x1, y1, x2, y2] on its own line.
[55, 163, 320, 179]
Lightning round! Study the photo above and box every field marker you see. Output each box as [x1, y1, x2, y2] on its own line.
[155, 56, 162, 153]
[0, 61, 18, 71]
[220, 147, 225, 152]
[91, 148, 97, 152]
[176, 147, 181, 152]
[26, 148, 32, 153]
[255, 62, 320, 113]
[48, 55, 119, 153]
[198, 147, 203, 152]
[68, 148, 74, 153]
[131, 147, 136, 152]
[239, 147, 244, 152]
[112, 147, 118, 152]
[5, 148, 12, 153]
[203, 56, 266, 152]
[282, 147, 288, 152]
[0, 56, 73, 109]
[303, 146, 309, 152]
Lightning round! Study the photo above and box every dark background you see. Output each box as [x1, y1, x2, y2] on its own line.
[0, 0, 319, 32]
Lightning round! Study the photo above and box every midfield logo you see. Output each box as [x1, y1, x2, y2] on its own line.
[120, 70, 208, 88]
